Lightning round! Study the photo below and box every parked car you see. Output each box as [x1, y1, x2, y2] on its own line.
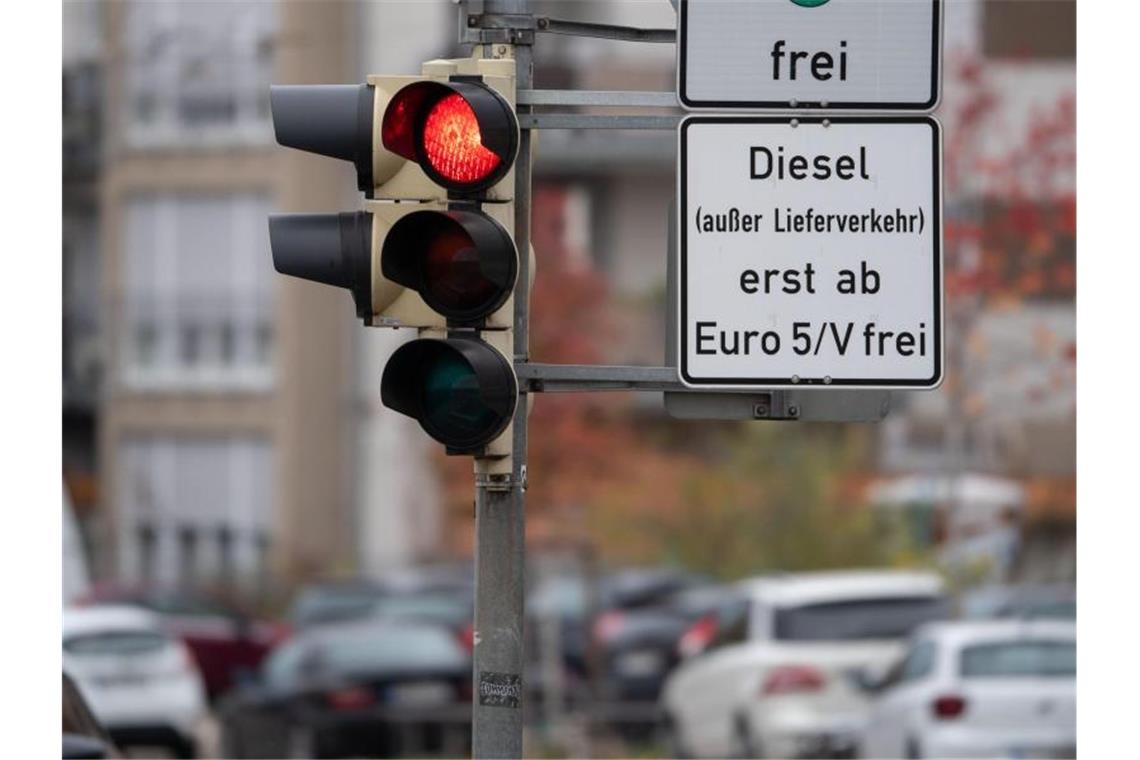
[527, 567, 709, 682]
[64, 606, 208, 758]
[218, 618, 472, 759]
[80, 585, 287, 700]
[63, 671, 119, 759]
[594, 584, 745, 704]
[661, 569, 950, 759]
[859, 619, 1076, 759]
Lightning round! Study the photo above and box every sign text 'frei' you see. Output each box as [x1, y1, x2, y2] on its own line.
[678, 0, 942, 110]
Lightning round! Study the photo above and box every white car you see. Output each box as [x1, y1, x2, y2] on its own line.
[859, 620, 1076, 759]
[661, 569, 949, 759]
[64, 605, 208, 758]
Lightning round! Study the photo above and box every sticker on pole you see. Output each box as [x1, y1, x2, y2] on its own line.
[678, 116, 943, 389]
[478, 671, 522, 709]
[677, 0, 942, 110]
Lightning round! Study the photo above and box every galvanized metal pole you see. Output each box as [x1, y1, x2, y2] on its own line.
[473, 0, 531, 757]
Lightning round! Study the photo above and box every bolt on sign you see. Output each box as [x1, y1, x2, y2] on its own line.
[678, 0, 942, 110]
[677, 116, 943, 389]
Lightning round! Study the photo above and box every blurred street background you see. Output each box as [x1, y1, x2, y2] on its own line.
[62, 1, 1075, 758]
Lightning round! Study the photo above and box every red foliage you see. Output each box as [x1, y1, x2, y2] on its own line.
[942, 54, 1076, 304]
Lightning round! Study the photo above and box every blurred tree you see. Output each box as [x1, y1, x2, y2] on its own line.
[587, 424, 920, 579]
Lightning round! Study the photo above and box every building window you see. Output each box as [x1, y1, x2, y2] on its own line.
[121, 192, 275, 391]
[123, 1, 277, 148]
[982, 1, 1075, 60]
[137, 522, 157, 580]
[118, 436, 274, 590]
[178, 525, 199, 584]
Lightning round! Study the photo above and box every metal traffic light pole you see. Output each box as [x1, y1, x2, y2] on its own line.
[470, 1, 532, 757]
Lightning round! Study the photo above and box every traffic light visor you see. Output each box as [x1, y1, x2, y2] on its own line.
[381, 339, 517, 451]
[270, 84, 375, 191]
[382, 210, 517, 324]
[268, 212, 372, 318]
[381, 81, 517, 193]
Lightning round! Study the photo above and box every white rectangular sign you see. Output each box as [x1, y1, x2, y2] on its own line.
[678, 0, 941, 111]
[678, 116, 942, 388]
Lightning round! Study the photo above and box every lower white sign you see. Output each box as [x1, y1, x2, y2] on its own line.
[678, 116, 942, 389]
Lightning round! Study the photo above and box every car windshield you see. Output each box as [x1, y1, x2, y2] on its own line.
[291, 586, 384, 627]
[372, 592, 470, 625]
[960, 639, 1075, 678]
[774, 595, 951, 641]
[64, 630, 168, 656]
[671, 588, 740, 622]
[601, 571, 706, 610]
[317, 624, 466, 675]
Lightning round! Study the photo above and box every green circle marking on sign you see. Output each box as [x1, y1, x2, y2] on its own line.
[791, 0, 831, 7]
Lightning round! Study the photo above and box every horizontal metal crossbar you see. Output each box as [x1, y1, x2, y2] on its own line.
[516, 363, 679, 392]
[518, 89, 681, 108]
[518, 113, 683, 130]
[535, 16, 676, 43]
[517, 364, 891, 422]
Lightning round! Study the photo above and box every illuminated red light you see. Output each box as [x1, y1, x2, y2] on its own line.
[421, 93, 502, 185]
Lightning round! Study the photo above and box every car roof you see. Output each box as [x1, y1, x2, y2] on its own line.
[736, 569, 945, 606]
[913, 618, 1076, 650]
[64, 605, 164, 638]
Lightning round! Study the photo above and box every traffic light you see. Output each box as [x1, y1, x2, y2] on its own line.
[268, 55, 521, 459]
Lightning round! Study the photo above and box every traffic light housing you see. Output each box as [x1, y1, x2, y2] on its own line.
[268, 54, 521, 461]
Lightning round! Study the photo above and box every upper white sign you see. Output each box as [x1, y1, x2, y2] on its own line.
[678, 116, 943, 389]
[678, 0, 942, 111]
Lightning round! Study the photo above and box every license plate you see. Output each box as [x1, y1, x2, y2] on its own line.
[615, 650, 664, 677]
[387, 682, 453, 706]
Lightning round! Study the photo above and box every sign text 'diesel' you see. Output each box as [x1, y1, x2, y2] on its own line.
[678, 116, 943, 389]
[678, 0, 942, 111]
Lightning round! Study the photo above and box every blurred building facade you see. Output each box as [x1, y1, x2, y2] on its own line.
[66, 1, 449, 595]
[96, 0, 352, 591]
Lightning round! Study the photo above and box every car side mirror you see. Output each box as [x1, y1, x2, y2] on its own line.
[63, 733, 113, 759]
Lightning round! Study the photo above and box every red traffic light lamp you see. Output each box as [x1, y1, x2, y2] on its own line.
[381, 80, 518, 195]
